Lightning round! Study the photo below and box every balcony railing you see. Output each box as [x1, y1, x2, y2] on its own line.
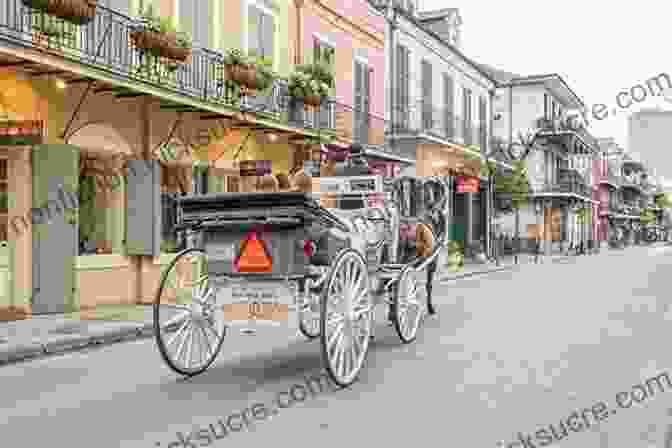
[535, 180, 592, 198]
[0, 0, 335, 133]
[537, 116, 599, 151]
[331, 102, 385, 147]
[390, 100, 488, 151]
[598, 170, 622, 187]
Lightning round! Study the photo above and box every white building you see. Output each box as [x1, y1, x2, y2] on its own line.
[371, 1, 499, 256]
[478, 67, 600, 254]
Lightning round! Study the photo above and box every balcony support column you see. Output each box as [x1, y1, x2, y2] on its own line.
[465, 191, 474, 256]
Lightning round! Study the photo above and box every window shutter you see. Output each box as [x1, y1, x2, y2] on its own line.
[248, 5, 261, 57]
[126, 160, 161, 256]
[443, 74, 454, 137]
[421, 60, 432, 129]
[354, 61, 362, 141]
[261, 12, 275, 61]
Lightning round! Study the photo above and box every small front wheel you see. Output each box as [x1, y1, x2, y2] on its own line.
[154, 248, 226, 377]
[320, 249, 373, 387]
[392, 266, 426, 344]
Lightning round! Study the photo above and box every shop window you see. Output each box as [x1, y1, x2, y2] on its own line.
[0, 158, 7, 244]
[78, 154, 123, 256]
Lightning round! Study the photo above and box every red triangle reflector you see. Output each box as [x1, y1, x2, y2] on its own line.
[235, 231, 273, 272]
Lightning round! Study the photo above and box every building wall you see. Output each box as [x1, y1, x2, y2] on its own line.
[302, 0, 385, 116]
[394, 13, 494, 139]
[492, 85, 544, 142]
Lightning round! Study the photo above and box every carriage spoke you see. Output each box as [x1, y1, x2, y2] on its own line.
[166, 317, 190, 346]
[174, 321, 192, 365]
[184, 324, 195, 369]
[327, 321, 345, 351]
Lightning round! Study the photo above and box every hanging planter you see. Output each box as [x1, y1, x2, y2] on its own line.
[221, 49, 275, 93]
[130, 4, 191, 63]
[23, 0, 97, 25]
[288, 63, 334, 107]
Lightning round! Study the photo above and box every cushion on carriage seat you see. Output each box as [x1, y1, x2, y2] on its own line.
[416, 223, 435, 258]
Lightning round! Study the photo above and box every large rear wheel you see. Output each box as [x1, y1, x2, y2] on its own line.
[154, 248, 226, 376]
[320, 249, 373, 387]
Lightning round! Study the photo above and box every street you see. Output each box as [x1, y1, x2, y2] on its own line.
[2, 246, 672, 448]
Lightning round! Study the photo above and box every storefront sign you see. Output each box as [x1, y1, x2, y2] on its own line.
[456, 176, 480, 193]
[0, 120, 43, 145]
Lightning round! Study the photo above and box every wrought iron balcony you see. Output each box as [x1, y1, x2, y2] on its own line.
[537, 116, 599, 151]
[598, 170, 622, 188]
[0, 0, 335, 133]
[330, 102, 385, 147]
[535, 178, 592, 198]
[389, 100, 488, 151]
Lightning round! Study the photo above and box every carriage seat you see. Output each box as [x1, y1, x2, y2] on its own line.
[327, 208, 387, 247]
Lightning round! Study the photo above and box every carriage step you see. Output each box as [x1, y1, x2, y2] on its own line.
[240, 328, 257, 335]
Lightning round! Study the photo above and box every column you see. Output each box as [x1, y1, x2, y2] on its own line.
[465, 191, 474, 256]
[544, 199, 552, 256]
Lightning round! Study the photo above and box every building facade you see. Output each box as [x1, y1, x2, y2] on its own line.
[486, 71, 599, 254]
[0, 0, 334, 320]
[295, 0, 408, 175]
[373, 2, 497, 256]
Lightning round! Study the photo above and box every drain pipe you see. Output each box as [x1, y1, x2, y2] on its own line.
[294, 0, 303, 65]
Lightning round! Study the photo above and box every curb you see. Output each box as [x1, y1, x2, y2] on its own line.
[0, 322, 154, 367]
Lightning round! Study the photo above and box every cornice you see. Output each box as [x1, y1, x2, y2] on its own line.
[306, 0, 384, 48]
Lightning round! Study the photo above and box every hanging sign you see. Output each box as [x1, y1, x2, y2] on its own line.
[456, 176, 480, 193]
[0, 120, 43, 145]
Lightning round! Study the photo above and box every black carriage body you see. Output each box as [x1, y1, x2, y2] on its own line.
[177, 192, 347, 276]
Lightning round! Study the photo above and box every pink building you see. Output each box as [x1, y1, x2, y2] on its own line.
[594, 155, 611, 244]
[297, 0, 405, 172]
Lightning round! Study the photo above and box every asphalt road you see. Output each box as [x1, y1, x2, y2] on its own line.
[2, 246, 672, 448]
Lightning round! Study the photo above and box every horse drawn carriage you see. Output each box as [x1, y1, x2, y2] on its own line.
[153, 148, 449, 386]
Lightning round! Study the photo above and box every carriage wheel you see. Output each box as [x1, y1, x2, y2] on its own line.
[154, 248, 226, 376]
[392, 266, 426, 344]
[298, 278, 320, 339]
[320, 249, 373, 387]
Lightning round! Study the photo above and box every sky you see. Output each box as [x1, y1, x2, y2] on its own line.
[418, 0, 672, 187]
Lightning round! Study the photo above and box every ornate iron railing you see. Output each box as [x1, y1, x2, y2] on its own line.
[390, 100, 488, 151]
[0, 0, 336, 132]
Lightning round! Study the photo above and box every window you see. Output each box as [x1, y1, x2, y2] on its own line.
[462, 88, 472, 144]
[0, 158, 7, 243]
[478, 95, 487, 150]
[443, 74, 454, 138]
[354, 59, 371, 143]
[314, 37, 336, 128]
[179, 0, 211, 48]
[313, 37, 335, 74]
[248, 3, 275, 64]
[395, 44, 410, 130]
[421, 60, 432, 130]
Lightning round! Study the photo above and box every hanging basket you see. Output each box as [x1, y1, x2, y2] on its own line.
[224, 64, 259, 91]
[130, 28, 191, 63]
[22, 0, 97, 26]
[303, 94, 323, 107]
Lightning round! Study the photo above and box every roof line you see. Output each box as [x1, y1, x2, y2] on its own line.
[392, 7, 498, 85]
[497, 73, 585, 108]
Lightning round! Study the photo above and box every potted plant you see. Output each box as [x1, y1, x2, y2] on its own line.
[130, 4, 191, 63]
[222, 49, 256, 89]
[288, 63, 334, 107]
[0, 191, 7, 213]
[22, 0, 97, 26]
[445, 240, 464, 271]
[31, 15, 73, 50]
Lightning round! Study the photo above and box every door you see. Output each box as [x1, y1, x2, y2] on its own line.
[32, 144, 79, 314]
